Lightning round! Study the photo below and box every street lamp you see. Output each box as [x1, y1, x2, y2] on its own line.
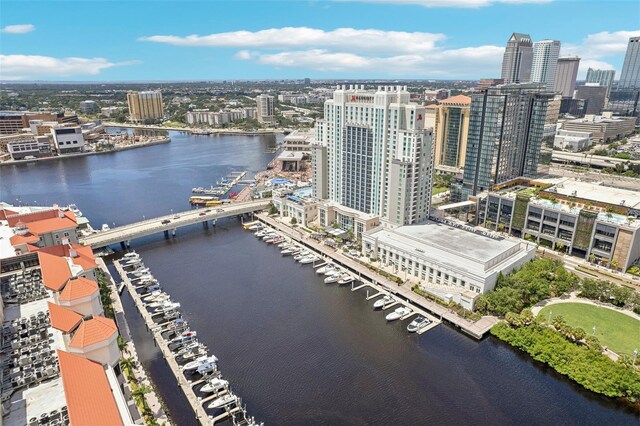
[548, 310, 553, 323]
[592, 325, 596, 336]
[633, 349, 638, 366]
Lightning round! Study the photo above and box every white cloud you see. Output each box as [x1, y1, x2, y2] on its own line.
[0, 55, 138, 80]
[333, 0, 552, 8]
[561, 30, 640, 78]
[141, 27, 446, 54]
[250, 46, 504, 77]
[562, 30, 640, 59]
[1, 24, 35, 34]
[234, 50, 253, 60]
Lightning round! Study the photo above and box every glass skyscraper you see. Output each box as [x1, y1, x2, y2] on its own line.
[501, 33, 533, 84]
[461, 83, 552, 198]
[620, 37, 640, 89]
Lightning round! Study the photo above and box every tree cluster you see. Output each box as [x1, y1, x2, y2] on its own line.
[475, 258, 579, 316]
[579, 279, 640, 314]
[491, 318, 640, 403]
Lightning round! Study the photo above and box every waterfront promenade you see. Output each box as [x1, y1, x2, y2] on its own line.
[82, 199, 270, 248]
[258, 213, 499, 339]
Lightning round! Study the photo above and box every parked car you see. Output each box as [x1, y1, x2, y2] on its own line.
[161, 219, 171, 224]
[199, 212, 206, 216]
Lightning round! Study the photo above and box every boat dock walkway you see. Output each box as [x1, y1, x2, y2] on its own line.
[257, 214, 498, 339]
[114, 260, 212, 425]
[81, 199, 270, 248]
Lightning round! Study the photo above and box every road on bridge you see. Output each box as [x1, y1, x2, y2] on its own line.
[81, 199, 270, 248]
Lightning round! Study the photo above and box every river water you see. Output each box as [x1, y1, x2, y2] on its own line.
[1, 130, 637, 425]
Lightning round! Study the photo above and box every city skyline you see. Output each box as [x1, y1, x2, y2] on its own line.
[1, 0, 639, 81]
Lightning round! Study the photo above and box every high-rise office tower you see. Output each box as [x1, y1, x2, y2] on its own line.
[619, 37, 640, 88]
[575, 84, 608, 115]
[461, 83, 552, 198]
[433, 95, 471, 169]
[553, 57, 580, 97]
[532, 40, 561, 91]
[126, 91, 163, 122]
[501, 33, 533, 84]
[256, 94, 275, 125]
[586, 68, 616, 102]
[313, 85, 434, 226]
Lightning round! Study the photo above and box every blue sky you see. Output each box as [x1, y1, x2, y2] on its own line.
[1, 0, 639, 81]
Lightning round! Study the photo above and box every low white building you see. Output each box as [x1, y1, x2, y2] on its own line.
[51, 126, 84, 154]
[6, 135, 51, 160]
[283, 129, 313, 153]
[362, 221, 536, 310]
[272, 186, 318, 227]
[554, 129, 592, 152]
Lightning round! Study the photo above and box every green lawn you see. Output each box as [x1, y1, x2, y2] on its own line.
[432, 186, 449, 195]
[539, 302, 640, 356]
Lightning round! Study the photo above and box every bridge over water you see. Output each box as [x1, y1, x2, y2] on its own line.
[80, 199, 270, 248]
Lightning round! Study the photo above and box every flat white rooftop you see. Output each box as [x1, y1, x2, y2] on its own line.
[549, 178, 640, 209]
[4, 378, 67, 426]
[0, 222, 16, 259]
[366, 221, 532, 277]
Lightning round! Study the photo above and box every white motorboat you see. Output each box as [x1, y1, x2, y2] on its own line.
[249, 224, 262, 231]
[164, 309, 181, 320]
[101, 224, 110, 231]
[323, 267, 339, 276]
[316, 264, 334, 274]
[277, 241, 290, 249]
[196, 361, 217, 376]
[337, 274, 354, 285]
[123, 252, 139, 260]
[67, 204, 83, 217]
[386, 306, 412, 321]
[201, 377, 229, 394]
[373, 295, 393, 309]
[255, 230, 270, 238]
[299, 255, 318, 264]
[123, 257, 142, 265]
[131, 267, 151, 276]
[147, 296, 173, 309]
[183, 355, 218, 372]
[324, 273, 341, 284]
[169, 331, 197, 346]
[180, 345, 208, 360]
[133, 274, 155, 283]
[145, 284, 161, 293]
[173, 341, 204, 355]
[262, 233, 278, 241]
[153, 302, 180, 314]
[407, 316, 431, 333]
[142, 290, 166, 302]
[207, 393, 237, 409]
[293, 251, 310, 261]
[281, 248, 295, 256]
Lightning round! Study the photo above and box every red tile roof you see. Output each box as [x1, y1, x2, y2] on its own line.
[39, 244, 97, 271]
[425, 103, 439, 109]
[38, 251, 72, 291]
[48, 302, 83, 333]
[69, 316, 117, 349]
[6, 209, 76, 235]
[59, 277, 99, 302]
[0, 208, 18, 220]
[440, 94, 471, 105]
[9, 232, 39, 245]
[57, 350, 124, 426]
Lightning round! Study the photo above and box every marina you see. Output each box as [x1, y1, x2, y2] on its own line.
[192, 171, 248, 196]
[115, 256, 262, 426]
[2, 129, 636, 425]
[252, 223, 442, 335]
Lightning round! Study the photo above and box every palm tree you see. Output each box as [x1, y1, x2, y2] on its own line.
[117, 336, 128, 354]
[132, 384, 153, 412]
[588, 253, 597, 263]
[555, 242, 565, 253]
[611, 259, 619, 270]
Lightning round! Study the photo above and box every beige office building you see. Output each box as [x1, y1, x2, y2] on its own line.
[433, 95, 470, 169]
[126, 91, 164, 122]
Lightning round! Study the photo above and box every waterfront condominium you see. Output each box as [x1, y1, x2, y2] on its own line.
[432, 95, 471, 169]
[459, 83, 552, 199]
[619, 36, 640, 88]
[256, 94, 276, 125]
[126, 91, 164, 122]
[531, 40, 561, 91]
[313, 85, 434, 231]
[501, 33, 533, 84]
[553, 57, 580, 98]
